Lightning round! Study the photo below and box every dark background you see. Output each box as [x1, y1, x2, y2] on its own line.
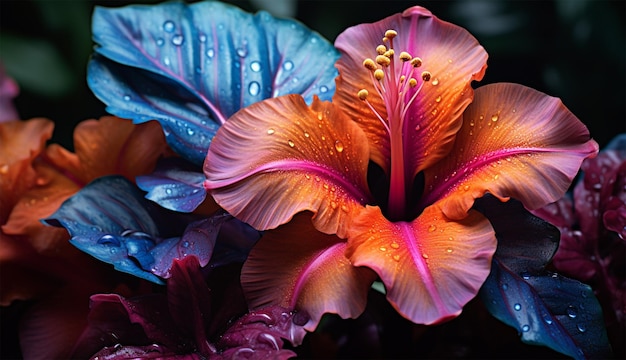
[1, 0, 624, 150]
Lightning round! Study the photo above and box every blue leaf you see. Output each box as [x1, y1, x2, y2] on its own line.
[44, 176, 198, 284]
[88, 1, 339, 165]
[474, 195, 612, 358]
[481, 261, 610, 359]
[136, 157, 206, 213]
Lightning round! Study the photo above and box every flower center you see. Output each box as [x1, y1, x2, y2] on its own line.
[357, 29, 432, 221]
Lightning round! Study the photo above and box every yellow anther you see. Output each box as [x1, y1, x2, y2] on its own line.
[376, 45, 387, 55]
[374, 69, 384, 80]
[408, 78, 418, 87]
[399, 51, 412, 61]
[410, 57, 423, 67]
[383, 49, 395, 58]
[363, 58, 377, 71]
[376, 55, 391, 67]
[400, 75, 406, 82]
[384, 29, 398, 39]
[358, 89, 369, 100]
[421, 71, 432, 81]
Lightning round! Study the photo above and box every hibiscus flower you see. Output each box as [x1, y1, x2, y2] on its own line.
[204, 6, 598, 328]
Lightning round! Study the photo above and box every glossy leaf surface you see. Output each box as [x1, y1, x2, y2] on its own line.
[88, 1, 339, 165]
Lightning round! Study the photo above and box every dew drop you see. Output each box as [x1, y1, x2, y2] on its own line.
[446, 248, 453, 253]
[463, 185, 470, 191]
[123, 95, 130, 101]
[163, 57, 171, 66]
[577, 323, 586, 333]
[248, 81, 260, 96]
[428, 224, 437, 232]
[283, 60, 294, 71]
[199, 34, 207, 43]
[186, 128, 195, 136]
[521, 324, 530, 332]
[543, 314, 553, 325]
[163, 20, 175, 33]
[390, 242, 399, 249]
[431, 109, 438, 115]
[171, 34, 184, 46]
[379, 246, 387, 252]
[491, 113, 499, 122]
[207, 49, 215, 58]
[393, 255, 400, 262]
[330, 201, 338, 209]
[521, 272, 530, 280]
[320, 85, 329, 93]
[514, 303, 522, 311]
[181, 240, 190, 248]
[156, 38, 164, 47]
[435, 95, 442, 103]
[422, 253, 429, 259]
[267, 128, 275, 135]
[236, 48, 247, 57]
[502, 283, 509, 290]
[431, 78, 439, 86]
[566, 305, 578, 318]
[288, 140, 295, 147]
[165, 188, 173, 195]
[250, 61, 261, 72]
[304, 131, 310, 138]
[334, 140, 344, 153]
[98, 234, 119, 246]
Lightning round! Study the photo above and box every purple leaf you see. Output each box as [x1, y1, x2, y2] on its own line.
[88, 1, 339, 165]
[137, 158, 207, 213]
[215, 306, 307, 359]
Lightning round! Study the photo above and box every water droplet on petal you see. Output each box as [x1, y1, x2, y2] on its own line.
[428, 224, 437, 232]
[393, 255, 400, 262]
[248, 81, 260, 96]
[165, 188, 172, 195]
[502, 283, 509, 290]
[491, 113, 499, 122]
[181, 241, 190, 248]
[199, 34, 207, 42]
[236, 48, 247, 57]
[577, 323, 586, 332]
[207, 49, 215, 58]
[123, 95, 130, 101]
[98, 234, 119, 246]
[172, 34, 184, 46]
[431, 78, 439, 86]
[187, 128, 195, 136]
[163, 20, 175, 33]
[566, 305, 578, 318]
[334, 140, 344, 153]
[283, 61, 294, 71]
[435, 95, 442, 103]
[379, 246, 387, 252]
[422, 253, 429, 259]
[267, 128, 275, 135]
[390, 242, 399, 249]
[320, 85, 328, 93]
[250, 61, 261, 72]
[543, 314, 553, 325]
[288, 140, 295, 147]
[521, 324, 530, 332]
[514, 303, 522, 311]
[156, 38, 164, 46]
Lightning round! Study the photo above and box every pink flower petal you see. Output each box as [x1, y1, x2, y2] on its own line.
[421, 83, 598, 220]
[346, 205, 495, 325]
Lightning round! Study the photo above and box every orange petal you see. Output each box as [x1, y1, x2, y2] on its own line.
[334, 6, 488, 175]
[420, 83, 599, 220]
[204, 95, 372, 237]
[346, 205, 495, 325]
[50, 116, 168, 185]
[0, 119, 54, 222]
[241, 212, 377, 331]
